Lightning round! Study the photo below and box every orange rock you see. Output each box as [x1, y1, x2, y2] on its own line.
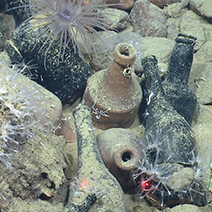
[149, 0, 181, 8]
[106, 0, 136, 10]
[56, 120, 77, 143]
[130, 0, 167, 37]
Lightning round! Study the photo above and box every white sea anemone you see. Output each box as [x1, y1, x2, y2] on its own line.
[16, 0, 120, 67]
[133, 130, 208, 208]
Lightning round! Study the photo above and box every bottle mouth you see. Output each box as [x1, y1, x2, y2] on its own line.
[114, 145, 139, 171]
[114, 43, 136, 66]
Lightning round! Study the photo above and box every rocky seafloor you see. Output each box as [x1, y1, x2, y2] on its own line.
[0, 0, 212, 212]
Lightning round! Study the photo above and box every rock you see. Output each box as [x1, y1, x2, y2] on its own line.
[6, 199, 64, 212]
[167, 18, 179, 40]
[166, 166, 194, 191]
[130, 0, 167, 37]
[195, 41, 212, 63]
[189, 0, 212, 22]
[90, 32, 174, 75]
[142, 37, 175, 62]
[189, 62, 212, 104]
[106, 0, 136, 10]
[0, 60, 67, 211]
[85, 31, 117, 57]
[56, 120, 77, 143]
[0, 14, 15, 51]
[26, 80, 63, 128]
[102, 8, 130, 31]
[167, 204, 203, 212]
[63, 141, 78, 179]
[0, 130, 66, 211]
[163, 2, 185, 18]
[180, 10, 205, 51]
[193, 123, 212, 189]
[90, 51, 112, 72]
[12, 66, 77, 143]
[0, 60, 63, 128]
[148, 0, 183, 8]
[192, 104, 212, 125]
[202, 22, 212, 42]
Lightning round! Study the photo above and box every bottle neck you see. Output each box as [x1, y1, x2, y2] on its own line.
[142, 55, 165, 96]
[166, 41, 194, 85]
[73, 105, 104, 171]
[142, 55, 169, 118]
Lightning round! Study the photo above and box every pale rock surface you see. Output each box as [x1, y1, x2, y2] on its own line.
[130, 0, 167, 37]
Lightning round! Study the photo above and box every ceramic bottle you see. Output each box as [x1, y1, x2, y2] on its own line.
[83, 43, 142, 130]
[96, 128, 146, 194]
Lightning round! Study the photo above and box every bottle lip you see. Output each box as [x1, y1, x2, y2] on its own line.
[114, 145, 139, 171]
[176, 33, 196, 46]
[113, 43, 136, 66]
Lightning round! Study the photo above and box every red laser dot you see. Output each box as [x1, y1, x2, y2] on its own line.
[81, 179, 89, 188]
[142, 181, 152, 191]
